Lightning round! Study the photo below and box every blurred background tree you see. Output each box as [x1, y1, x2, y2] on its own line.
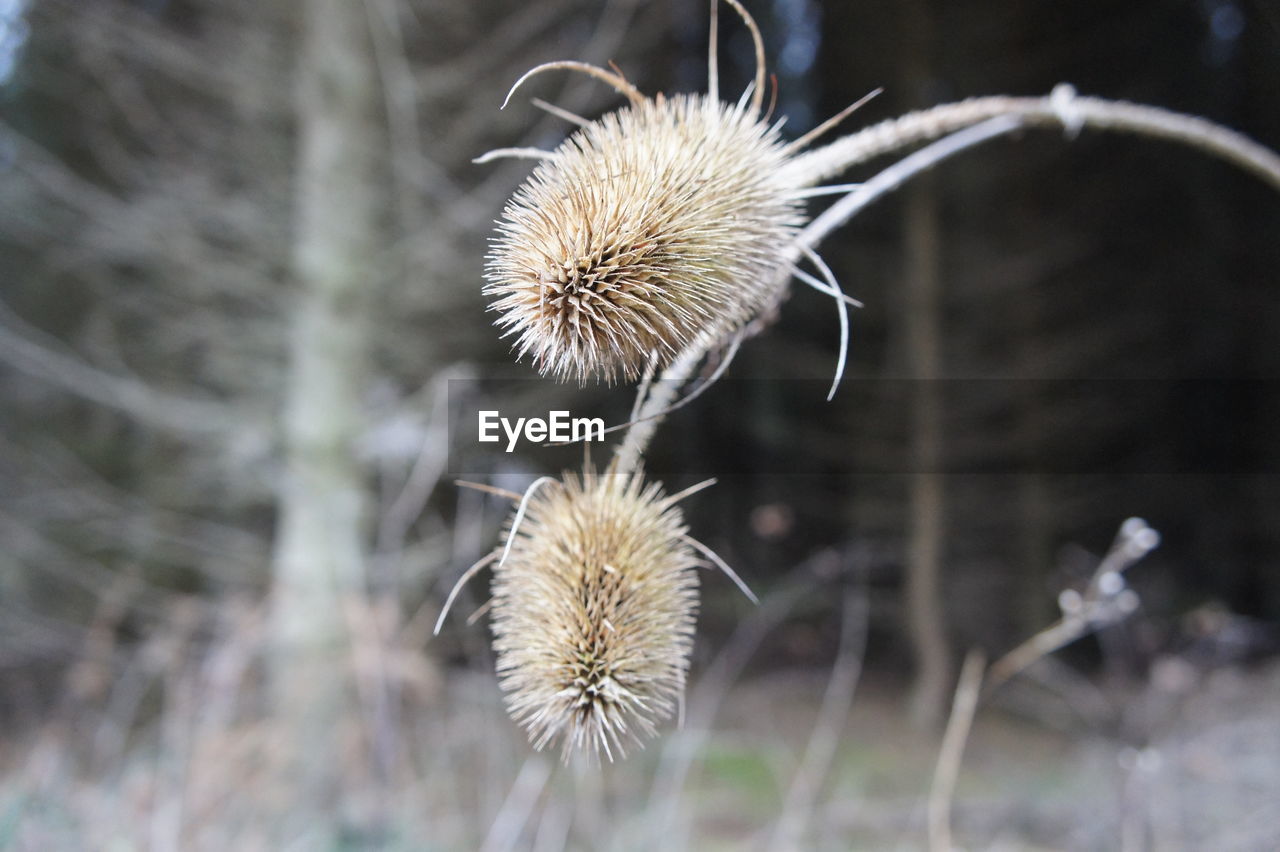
[0, 0, 665, 836]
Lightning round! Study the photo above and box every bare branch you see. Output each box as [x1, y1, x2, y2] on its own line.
[785, 85, 1280, 191]
[928, 649, 987, 852]
[769, 586, 867, 851]
[985, 518, 1157, 694]
[799, 116, 1024, 252]
[0, 301, 229, 436]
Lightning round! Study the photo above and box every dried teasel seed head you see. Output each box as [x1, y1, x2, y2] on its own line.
[485, 93, 804, 384]
[489, 467, 700, 761]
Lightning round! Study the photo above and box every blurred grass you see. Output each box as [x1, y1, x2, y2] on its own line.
[2, 654, 1278, 850]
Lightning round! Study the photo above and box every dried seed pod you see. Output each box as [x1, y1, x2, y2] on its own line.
[489, 467, 700, 761]
[485, 92, 804, 384]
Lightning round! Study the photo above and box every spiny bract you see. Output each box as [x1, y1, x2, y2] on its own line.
[485, 92, 804, 384]
[489, 468, 700, 761]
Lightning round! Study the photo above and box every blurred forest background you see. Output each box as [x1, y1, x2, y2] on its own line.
[1, 0, 1278, 849]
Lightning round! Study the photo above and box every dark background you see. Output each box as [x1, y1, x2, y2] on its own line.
[611, 0, 1280, 666]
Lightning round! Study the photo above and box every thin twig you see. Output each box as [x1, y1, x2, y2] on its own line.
[928, 649, 986, 852]
[985, 517, 1157, 694]
[0, 299, 229, 436]
[377, 374, 453, 554]
[768, 586, 868, 852]
[480, 756, 553, 852]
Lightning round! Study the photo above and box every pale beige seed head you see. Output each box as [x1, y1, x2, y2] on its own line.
[485, 93, 804, 384]
[489, 467, 700, 761]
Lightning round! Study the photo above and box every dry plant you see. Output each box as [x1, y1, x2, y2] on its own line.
[434, 0, 1280, 766]
[927, 517, 1161, 852]
[436, 0, 1280, 765]
[486, 467, 701, 761]
[5, 1, 1275, 847]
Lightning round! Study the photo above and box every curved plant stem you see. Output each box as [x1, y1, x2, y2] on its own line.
[800, 115, 1023, 251]
[614, 345, 704, 475]
[928, 649, 987, 852]
[785, 86, 1280, 191]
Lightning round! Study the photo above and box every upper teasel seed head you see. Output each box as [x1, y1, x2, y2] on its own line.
[485, 93, 804, 384]
[489, 466, 700, 761]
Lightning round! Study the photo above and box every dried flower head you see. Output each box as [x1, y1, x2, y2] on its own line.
[485, 93, 803, 384]
[489, 467, 700, 761]
[480, 0, 823, 385]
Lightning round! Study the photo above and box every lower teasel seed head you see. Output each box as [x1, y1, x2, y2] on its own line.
[489, 467, 700, 761]
[485, 93, 804, 384]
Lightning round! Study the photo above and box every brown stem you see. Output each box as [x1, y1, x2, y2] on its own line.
[785, 88, 1280, 192]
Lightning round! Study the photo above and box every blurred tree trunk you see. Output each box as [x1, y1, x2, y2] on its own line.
[903, 179, 952, 729]
[270, 0, 382, 805]
[901, 0, 952, 729]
